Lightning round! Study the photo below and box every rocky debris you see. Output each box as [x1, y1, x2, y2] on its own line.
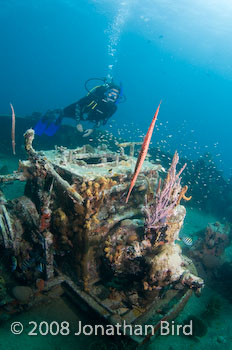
[12, 286, 33, 303]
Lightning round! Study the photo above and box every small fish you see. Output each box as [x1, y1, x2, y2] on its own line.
[11, 256, 17, 272]
[181, 236, 193, 246]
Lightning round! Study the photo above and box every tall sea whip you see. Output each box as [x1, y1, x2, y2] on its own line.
[144, 151, 187, 231]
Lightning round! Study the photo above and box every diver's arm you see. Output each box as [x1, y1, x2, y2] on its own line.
[101, 104, 117, 125]
[63, 94, 93, 120]
[82, 120, 99, 138]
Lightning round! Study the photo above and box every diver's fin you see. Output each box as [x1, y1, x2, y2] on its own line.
[43, 122, 60, 136]
[33, 119, 48, 136]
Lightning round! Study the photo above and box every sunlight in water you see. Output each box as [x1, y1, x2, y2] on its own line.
[105, 1, 135, 78]
[93, 0, 232, 76]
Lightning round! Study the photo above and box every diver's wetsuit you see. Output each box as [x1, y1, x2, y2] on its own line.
[63, 86, 117, 126]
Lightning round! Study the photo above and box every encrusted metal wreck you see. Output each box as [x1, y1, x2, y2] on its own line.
[0, 129, 204, 344]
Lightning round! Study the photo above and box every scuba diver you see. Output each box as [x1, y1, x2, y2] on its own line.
[34, 78, 125, 138]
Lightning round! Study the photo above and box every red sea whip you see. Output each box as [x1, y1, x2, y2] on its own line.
[126, 102, 161, 203]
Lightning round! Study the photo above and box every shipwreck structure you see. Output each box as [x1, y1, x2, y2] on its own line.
[0, 129, 203, 345]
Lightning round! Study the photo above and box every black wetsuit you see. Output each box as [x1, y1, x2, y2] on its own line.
[63, 86, 117, 126]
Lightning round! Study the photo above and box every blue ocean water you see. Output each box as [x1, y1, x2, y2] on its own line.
[1, 0, 231, 177]
[1, 3, 232, 349]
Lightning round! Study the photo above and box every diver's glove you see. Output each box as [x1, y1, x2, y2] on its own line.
[83, 129, 93, 137]
[76, 123, 84, 133]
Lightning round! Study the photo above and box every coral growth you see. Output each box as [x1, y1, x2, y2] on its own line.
[53, 208, 73, 249]
[190, 222, 231, 270]
[100, 151, 204, 294]
[103, 219, 143, 276]
[144, 151, 190, 232]
[144, 243, 203, 292]
[0, 134, 204, 325]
